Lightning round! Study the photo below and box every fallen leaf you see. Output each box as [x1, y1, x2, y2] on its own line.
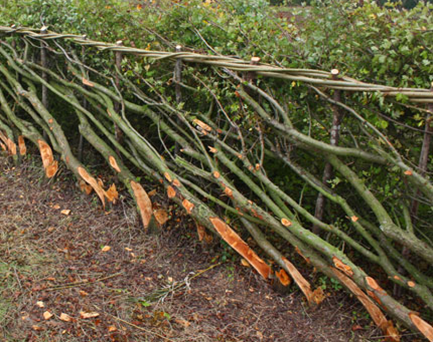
[80, 311, 100, 319]
[36, 301, 45, 308]
[59, 313, 72, 322]
[79, 290, 88, 297]
[108, 325, 117, 332]
[174, 318, 191, 327]
[101, 246, 111, 252]
[43, 311, 53, 320]
[32, 325, 43, 331]
[53, 204, 61, 210]
[61, 209, 71, 216]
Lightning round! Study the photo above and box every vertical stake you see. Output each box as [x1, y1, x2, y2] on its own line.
[395, 82, 433, 297]
[245, 57, 260, 84]
[174, 45, 183, 155]
[78, 38, 87, 163]
[114, 40, 124, 155]
[313, 69, 343, 235]
[41, 26, 49, 140]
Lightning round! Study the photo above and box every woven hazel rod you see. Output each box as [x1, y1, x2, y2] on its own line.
[0, 25, 432, 103]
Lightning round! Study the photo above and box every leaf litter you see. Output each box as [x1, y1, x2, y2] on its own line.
[0, 156, 388, 341]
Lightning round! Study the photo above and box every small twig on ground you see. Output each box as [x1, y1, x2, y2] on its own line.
[144, 263, 222, 302]
[43, 272, 123, 291]
[109, 314, 176, 342]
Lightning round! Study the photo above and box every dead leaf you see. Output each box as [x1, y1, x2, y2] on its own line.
[80, 311, 100, 319]
[32, 325, 43, 331]
[36, 301, 45, 308]
[43, 311, 53, 320]
[79, 290, 88, 297]
[61, 209, 71, 216]
[101, 246, 111, 252]
[108, 325, 117, 332]
[59, 313, 72, 322]
[175, 318, 191, 327]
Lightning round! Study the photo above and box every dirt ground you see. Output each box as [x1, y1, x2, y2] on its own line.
[0, 155, 390, 341]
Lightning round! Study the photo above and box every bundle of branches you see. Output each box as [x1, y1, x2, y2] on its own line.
[0, 29, 432, 341]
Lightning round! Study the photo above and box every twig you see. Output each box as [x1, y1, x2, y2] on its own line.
[109, 314, 176, 341]
[43, 272, 123, 291]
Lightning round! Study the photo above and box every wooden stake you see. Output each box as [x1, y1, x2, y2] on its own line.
[313, 69, 343, 234]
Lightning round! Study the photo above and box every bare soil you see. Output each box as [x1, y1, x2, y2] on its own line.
[0, 156, 383, 341]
